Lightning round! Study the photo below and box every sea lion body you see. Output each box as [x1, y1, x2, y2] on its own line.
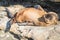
[13, 8, 47, 26]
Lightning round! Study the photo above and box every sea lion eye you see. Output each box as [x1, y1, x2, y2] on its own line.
[38, 17, 45, 22]
[45, 14, 52, 20]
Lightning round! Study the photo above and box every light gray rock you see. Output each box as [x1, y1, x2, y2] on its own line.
[0, 17, 10, 30]
[54, 23, 60, 34]
[11, 24, 60, 40]
[0, 7, 6, 11]
[0, 30, 18, 40]
[0, 7, 7, 17]
[0, 11, 7, 17]
[17, 26, 55, 40]
[6, 5, 25, 17]
[47, 29, 60, 40]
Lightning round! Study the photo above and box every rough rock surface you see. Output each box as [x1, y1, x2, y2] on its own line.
[0, 5, 60, 40]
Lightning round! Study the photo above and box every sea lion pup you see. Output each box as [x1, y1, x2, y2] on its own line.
[5, 6, 47, 32]
[38, 12, 58, 26]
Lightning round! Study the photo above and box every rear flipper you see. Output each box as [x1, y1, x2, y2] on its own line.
[5, 18, 15, 32]
[5, 7, 16, 32]
[5, 7, 13, 18]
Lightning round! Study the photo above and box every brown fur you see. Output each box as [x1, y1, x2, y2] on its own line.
[10, 7, 48, 26]
[40, 12, 58, 26]
[9, 8, 58, 26]
[5, 6, 59, 32]
[45, 12, 58, 25]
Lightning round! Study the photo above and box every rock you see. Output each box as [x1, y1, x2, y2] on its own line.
[17, 26, 55, 40]
[0, 6, 6, 11]
[54, 22, 60, 34]
[55, 26, 60, 34]
[0, 6, 10, 30]
[0, 30, 18, 40]
[0, 11, 7, 17]
[47, 29, 60, 40]
[10, 23, 20, 34]
[0, 7, 7, 17]
[1, 21, 60, 40]
[0, 17, 9, 30]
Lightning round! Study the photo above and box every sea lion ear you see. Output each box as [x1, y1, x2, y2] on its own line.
[44, 14, 53, 20]
[43, 14, 52, 24]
